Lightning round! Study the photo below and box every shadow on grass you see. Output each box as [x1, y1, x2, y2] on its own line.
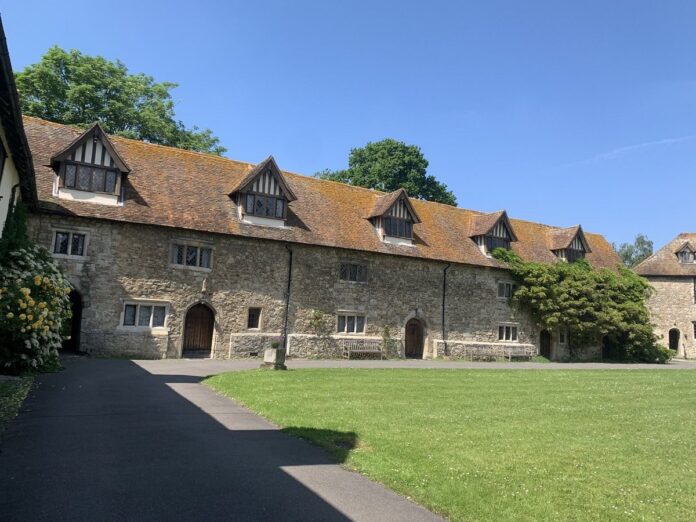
[282, 427, 358, 462]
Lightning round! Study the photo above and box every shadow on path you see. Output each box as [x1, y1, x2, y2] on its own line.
[0, 357, 421, 521]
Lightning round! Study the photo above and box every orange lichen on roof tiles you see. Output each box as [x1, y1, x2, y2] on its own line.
[635, 233, 696, 276]
[23, 116, 621, 270]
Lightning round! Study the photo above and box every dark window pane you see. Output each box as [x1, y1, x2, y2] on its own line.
[347, 316, 355, 333]
[349, 264, 358, 281]
[498, 326, 504, 340]
[199, 248, 212, 268]
[405, 221, 412, 238]
[511, 327, 518, 341]
[152, 306, 166, 327]
[246, 194, 255, 214]
[356, 316, 365, 333]
[339, 264, 348, 280]
[498, 283, 505, 298]
[124, 304, 137, 326]
[77, 165, 91, 190]
[186, 246, 198, 266]
[248, 308, 261, 329]
[54, 232, 70, 254]
[171, 244, 184, 265]
[92, 168, 106, 192]
[265, 196, 274, 217]
[357, 265, 367, 282]
[254, 196, 265, 216]
[65, 164, 76, 187]
[105, 170, 117, 193]
[275, 198, 284, 218]
[337, 316, 346, 333]
[138, 305, 152, 327]
[70, 233, 85, 256]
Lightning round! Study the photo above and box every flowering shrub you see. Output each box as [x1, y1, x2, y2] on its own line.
[0, 244, 73, 374]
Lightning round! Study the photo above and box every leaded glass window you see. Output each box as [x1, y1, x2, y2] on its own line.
[172, 244, 212, 269]
[138, 305, 152, 326]
[383, 217, 413, 239]
[54, 232, 70, 255]
[105, 170, 117, 193]
[61, 161, 119, 194]
[186, 246, 198, 266]
[152, 306, 166, 327]
[123, 304, 137, 326]
[199, 248, 212, 269]
[64, 164, 77, 187]
[77, 166, 91, 190]
[339, 263, 368, 282]
[337, 314, 366, 333]
[242, 192, 287, 219]
[498, 325, 518, 342]
[123, 303, 167, 328]
[70, 233, 85, 256]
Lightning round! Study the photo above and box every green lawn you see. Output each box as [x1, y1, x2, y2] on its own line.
[206, 369, 696, 521]
[0, 378, 32, 438]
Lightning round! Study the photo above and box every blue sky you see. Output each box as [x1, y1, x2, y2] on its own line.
[3, 1, 695, 247]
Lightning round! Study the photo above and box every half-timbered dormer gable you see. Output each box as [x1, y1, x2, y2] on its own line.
[50, 122, 129, 207]
[469, 210, 517, 256]
[229, 156, 296, 228]
[675, 242, 696, 264]
[549, 225, 591, 263]
[366, 188, 421, 246]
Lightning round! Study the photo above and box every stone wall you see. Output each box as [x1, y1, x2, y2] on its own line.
[27, 213, 574, 360]
[645, 276, 696, 358]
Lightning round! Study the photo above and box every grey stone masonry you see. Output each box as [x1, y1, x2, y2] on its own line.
[644, 276, 696, 358]
[26, 213, 574, 360]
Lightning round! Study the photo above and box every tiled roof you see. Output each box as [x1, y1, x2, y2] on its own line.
[366, 188, 421, 223]
[547, 225, 590, 252]
[634, 233, 696, 276]
[24, 116, 620, 270]
[468, 210, 518, 241]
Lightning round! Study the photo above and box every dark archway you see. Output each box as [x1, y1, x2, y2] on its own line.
[61, 290, 83, 352]
[669, 329, 680, 352]
[539, 330, 552, 359]
[404, 318, 424, 359]
[183, 303, 215, 358]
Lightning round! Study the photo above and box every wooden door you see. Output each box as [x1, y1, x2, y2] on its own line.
[539, 330, 551, 359]
[183, 304, 214, 357]
[669, 329, 680, 351]
[404, 319, 424, 358]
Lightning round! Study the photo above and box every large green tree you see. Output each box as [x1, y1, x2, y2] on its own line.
[613, 234, 653, 267]
[317, 139, 457, 205]
[15, 46, 225, 155]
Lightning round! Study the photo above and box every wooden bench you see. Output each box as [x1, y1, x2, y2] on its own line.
[501, 345, 537, 361]
[341, 339, 384, 360]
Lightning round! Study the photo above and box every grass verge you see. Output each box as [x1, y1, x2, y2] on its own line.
[206, 368, 696, 521]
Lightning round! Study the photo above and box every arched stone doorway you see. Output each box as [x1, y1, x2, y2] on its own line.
[539, 330, 551, 359]
[404, 318, 424, 359]
[61, 290, 83, 352]
[183, 303, 215, 358]
[669, 328, 680, 352]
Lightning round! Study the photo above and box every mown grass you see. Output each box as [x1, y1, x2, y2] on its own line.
[206, 369, 696, 521]
[0, 378, 32, 438]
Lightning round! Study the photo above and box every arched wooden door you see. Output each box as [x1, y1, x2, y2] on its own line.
[539, 330, 552, 359]
[183, 304, 215, 358]
[669, 329, 680, 352]
[404, 318, 424, 359]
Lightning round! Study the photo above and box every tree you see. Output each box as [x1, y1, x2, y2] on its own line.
[613, 234, 653, 267]
[15, 46, 226, 155]
[492, 248, 671, 363]
[316, 139, 457, 205]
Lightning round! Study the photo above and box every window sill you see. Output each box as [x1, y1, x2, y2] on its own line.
[241, 215, 286, 228]
[382, 235, 414, 247]
[52, 253, 88, 261]
[117, 326, 169, 336]
[169, 264, 212, 273]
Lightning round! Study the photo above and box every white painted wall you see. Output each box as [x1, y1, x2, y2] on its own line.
[0, 125, 20, 237]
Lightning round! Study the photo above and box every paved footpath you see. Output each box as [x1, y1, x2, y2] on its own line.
[2, 357, 694, 522]
[0, 356, 439, 522]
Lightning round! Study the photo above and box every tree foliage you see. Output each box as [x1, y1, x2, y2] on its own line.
[317, 139, 457, 205]
[613, 234, 653, 267]
[492, 248, 671, 363]
[15, 46, 226, 155]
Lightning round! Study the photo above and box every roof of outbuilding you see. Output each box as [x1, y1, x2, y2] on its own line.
[23, 116, 620, 270]
[634, 233, 696, 276]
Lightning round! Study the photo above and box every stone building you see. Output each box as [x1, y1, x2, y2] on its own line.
[22, 116, 620, 360]
[0, 17, 35, 237]
[635, 234, 696, 358]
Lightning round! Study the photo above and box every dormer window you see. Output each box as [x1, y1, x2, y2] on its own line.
[50, 123, 130, 206]
[549, 226, 590, 263]
[229, 156, 296, 228]
[366, 189, 421, 246]
[469, 211, 517, 257]
[676, 244, 696, 264]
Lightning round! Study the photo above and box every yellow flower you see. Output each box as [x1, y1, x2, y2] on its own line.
[20, 327, 25, 333]
[43, 326, 50, 334]
[27, 314, 33, 321]
[38, 302, 46, 309]
[20, 287, 30, 296]
[28, 299, 35, 307]
[19, 302, 27, 309]
[19, 313, 26, 320]
[48, 321, 54, 326]
[34, 275, 42, 286]
[43, 277, 50, 284]
[64, 287, 71, 294]
[5, 312, 14, 319]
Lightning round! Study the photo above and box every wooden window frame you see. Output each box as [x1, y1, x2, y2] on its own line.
[678, 250, 695, 264]
[383, 216, 413, 239]
[485, 235, 511, 252]
[120, 300, 169, 331]
[59, 160, 121, 196]
[497, 324, 519, 342]
[240, 191, 288, 220]
[497, 281, 516, 299]
[336, 313, 366, 335]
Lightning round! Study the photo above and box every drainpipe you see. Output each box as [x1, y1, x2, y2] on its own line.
[282, 244, 293, 352]
[441, 263, 451, 357]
